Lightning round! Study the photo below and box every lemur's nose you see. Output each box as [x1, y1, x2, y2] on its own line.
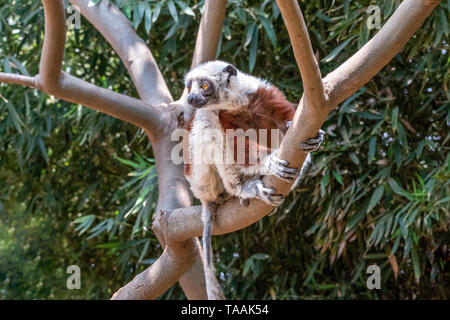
[187, 94, 196, 105]
[187, 94, 202, 105]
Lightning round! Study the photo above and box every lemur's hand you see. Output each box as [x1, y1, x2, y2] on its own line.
[300, 129, 325, 153]
[265, 130, 325, 182]
[265, 150, 299, 182]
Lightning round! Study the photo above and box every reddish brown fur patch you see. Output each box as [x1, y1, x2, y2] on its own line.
[219, 86, 295, 165]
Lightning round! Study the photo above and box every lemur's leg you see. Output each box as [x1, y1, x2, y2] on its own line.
[265, 129, 325, 182]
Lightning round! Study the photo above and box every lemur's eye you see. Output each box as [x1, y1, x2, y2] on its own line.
[202, 83, 209, 90]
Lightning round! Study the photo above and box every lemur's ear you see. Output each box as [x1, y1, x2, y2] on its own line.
[223, 65, 237, 77]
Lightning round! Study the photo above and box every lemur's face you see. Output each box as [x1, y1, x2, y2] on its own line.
[186, 78, 215, 108]
[185, 63, 237, 109]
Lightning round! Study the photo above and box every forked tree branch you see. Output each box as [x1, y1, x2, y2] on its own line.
[69, 0, 173, 106]
[0, 0, 165, 132]
[112, 0, 440, 299]
[112, 0, 229, 300]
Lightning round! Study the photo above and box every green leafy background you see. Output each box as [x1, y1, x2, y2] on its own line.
[0, 0, 448, 299]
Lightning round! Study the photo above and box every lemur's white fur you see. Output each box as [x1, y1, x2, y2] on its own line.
[185, 60, 302, 206]
[184, 61, 323, 300]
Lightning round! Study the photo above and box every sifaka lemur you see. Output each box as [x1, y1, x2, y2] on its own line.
[182, 60, 324, 299]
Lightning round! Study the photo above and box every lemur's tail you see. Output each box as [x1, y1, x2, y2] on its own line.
[201, 201, 225, 300]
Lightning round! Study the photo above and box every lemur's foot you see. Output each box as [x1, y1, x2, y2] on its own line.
[300, 129, 325, 153]
[265, 150, 299, 182]
[252, 179, 284, 206]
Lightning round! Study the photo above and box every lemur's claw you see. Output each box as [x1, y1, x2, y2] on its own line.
[254, 179, 284, 206]
[300, 129, 325, 153]
[286, 121, 293, 129]
[260, 186, 284, 207]
[266, 150, 299, 182]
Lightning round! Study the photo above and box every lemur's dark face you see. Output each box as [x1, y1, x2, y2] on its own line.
[186, 64, 237, 109]
[186, 78, 215, 108]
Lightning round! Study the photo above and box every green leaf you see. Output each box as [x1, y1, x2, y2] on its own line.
[6, 101, 24, 134]
[3, 57, 11, 73]
[74, 215, 95, 235]
[116, 156, 141, 169]
[368, 137, 377, 163]
[411, 247, 420, 283]
[37, 137, 49, 163]
[439, 8, 448, 35]
[315, 11, 332, 23]
[367, 186, 384, 213]
[249, 26, 259, 72]
[96, 242, 121, 249]
[252, 253, 270, 260]
[332, 170, 343, 185]
[243, 258, 254, 276]
[346, 197, 370, 231]
[388, 178, 403, 195]
[405, 208, 420, 227]
[244, 22, 256, 48]
[384, 0, 394, 17]
[10, 56, 30, 76]
[144, 3, 153, 33]
[391, 107, 399, 130]
[259, 16, 277, 47]
[152, 2, 162, 23]
[167, 0, 178, 24]
[349, 152, 359, 165]
[175, 0, 195, 17]
[354, 111, 384, 120]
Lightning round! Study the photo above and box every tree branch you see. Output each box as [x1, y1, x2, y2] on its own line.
[39, 0, 66, 91]
[112, 233, 199, 300]
[0, 73, 37, 88]
[69, 0, 173, 105]
[42, 72, 165, 129]
[114, 0, 440, 300]
[112, 0, 229, 300]
[0, 0, 167, 133]
[275, 0, 325, 111]
[324, 0, 441, 108]
[191, 0, 227, 68]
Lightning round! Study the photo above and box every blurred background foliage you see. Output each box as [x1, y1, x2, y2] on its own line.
[0, 0, 448, 299]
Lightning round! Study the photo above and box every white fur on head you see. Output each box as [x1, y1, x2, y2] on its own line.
[185, 60, 269, 110]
